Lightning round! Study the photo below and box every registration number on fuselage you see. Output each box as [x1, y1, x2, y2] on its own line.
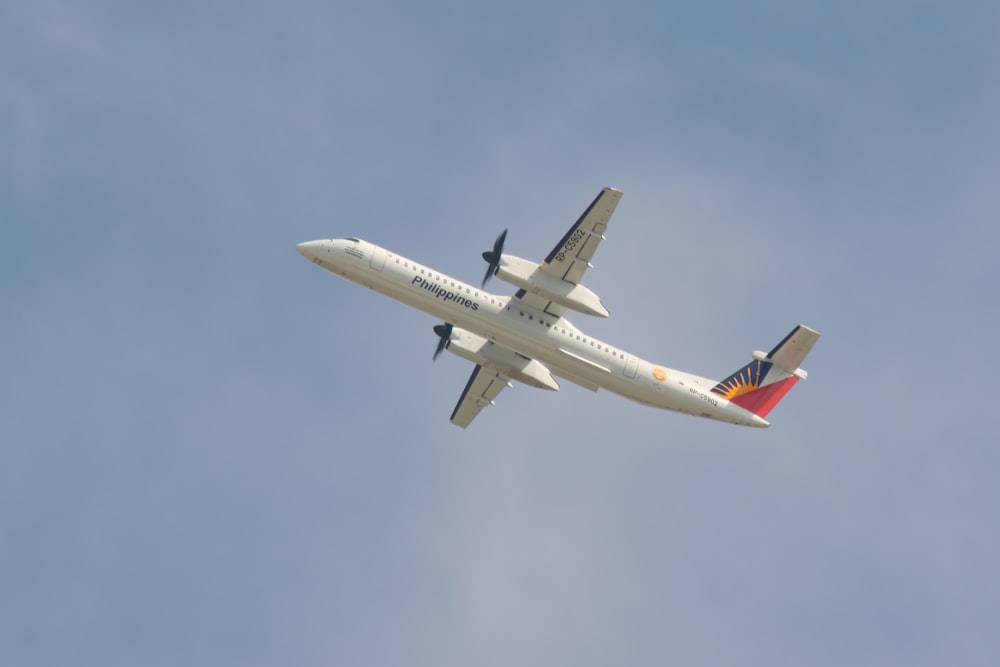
[689, 387, 718, 407]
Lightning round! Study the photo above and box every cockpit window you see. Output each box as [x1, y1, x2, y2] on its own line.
[344, 237, 361, 243]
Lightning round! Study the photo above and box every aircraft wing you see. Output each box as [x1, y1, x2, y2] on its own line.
[512, 186, 622, 316]
[449, 364, 510, 428]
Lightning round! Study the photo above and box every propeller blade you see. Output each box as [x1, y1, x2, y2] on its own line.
[480, 228, 508, 288]
[432, 323, 453, 361]
[480, 264, 495, 289]
[493, 228, 508, 255]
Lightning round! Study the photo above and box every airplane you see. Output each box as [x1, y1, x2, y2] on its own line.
[296, 187, 819, 429]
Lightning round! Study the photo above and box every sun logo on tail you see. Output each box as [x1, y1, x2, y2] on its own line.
[711, 360, 772, 400]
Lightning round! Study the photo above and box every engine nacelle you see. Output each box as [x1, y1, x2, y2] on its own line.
[495, 254, 610, 317]
[445, 328, 560, 391]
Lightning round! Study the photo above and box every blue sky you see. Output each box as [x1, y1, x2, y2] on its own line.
[3, 1, 1000, 665]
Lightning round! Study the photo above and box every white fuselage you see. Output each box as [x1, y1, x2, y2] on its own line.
[298, 238, 769, 427]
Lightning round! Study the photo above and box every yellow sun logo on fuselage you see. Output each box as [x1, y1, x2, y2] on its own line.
[711, 360, 772, 399]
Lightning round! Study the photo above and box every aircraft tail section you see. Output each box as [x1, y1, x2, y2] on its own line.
[710, 325, 820, 419]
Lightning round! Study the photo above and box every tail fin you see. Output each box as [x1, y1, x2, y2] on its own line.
[710, 325, 820, 419]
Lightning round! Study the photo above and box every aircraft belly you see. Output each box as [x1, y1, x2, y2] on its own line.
[332, 254, 767, 426]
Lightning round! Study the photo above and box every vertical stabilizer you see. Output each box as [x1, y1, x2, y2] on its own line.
[710, 325, 820, 419]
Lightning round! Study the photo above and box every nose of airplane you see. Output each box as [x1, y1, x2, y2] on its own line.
[296, 241, 320, 261]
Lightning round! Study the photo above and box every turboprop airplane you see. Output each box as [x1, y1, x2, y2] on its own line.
[296, 187, 819, 428]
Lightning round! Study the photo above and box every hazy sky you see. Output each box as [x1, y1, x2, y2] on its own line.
[3, 1, 1000, 665]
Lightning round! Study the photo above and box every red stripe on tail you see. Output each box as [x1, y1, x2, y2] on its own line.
[728, 377, 799, 419]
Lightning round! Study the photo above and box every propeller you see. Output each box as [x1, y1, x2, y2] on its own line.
[480, 228, 508, 288]
[432, 323, 453, 361]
